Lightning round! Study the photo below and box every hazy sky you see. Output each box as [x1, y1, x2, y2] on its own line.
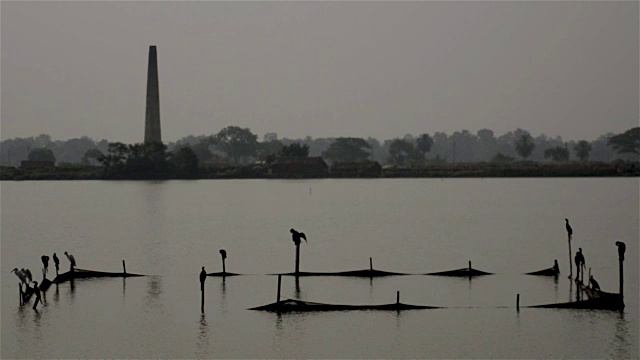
[1, 1, 638, 144]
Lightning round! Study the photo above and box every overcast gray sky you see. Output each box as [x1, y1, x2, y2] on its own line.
[1, 1, 638, 144]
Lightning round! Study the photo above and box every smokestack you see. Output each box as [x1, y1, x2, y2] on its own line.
[144, 45, 162, 144]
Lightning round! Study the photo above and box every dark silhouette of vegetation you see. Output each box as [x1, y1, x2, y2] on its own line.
[2, 127, 639, 178]
[515, 134, 535, 160]
[491, 152, 514, 163]
[608, 127, 639, 155]
[544, 146, 570, 162]
[28, 148, 56, 162]
[574, 140, 592, 161]
[280, 143, 309, 158]
[96, 142, 200, 179]
[321, 137, 371, 163]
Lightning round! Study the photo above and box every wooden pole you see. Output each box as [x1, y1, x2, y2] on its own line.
[277, 275, 282, 303]
[201, 289, 204, 313]
[295, 244, 300, 275]
[370, 257, 373, 271]
[19, 284, 22, 305]
[468, 261, 471, 271]
[122, 260, 127, 274]
[222, 258, 226, 274]
[619, 258, 623, 297]
[517, 293, 520, 312]
[396, 291, 400, 304]
[568, 237, 573, 279]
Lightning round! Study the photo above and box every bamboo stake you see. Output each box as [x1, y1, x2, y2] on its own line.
[277, 275, 282, 303]
[568, 237, 573, 279]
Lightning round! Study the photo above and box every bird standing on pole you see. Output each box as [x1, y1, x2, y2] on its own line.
[200, 267, 207, 291]
[290, 229, 307, 275]
[565, 219, 573, 279]
[53, 253, 60, 275]
[65, 252, 76, 271]
[219, 249, 227, 274]
[11, 268, 28, 284]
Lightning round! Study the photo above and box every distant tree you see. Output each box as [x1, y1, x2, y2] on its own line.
[28, 148, 56, 162]
[515, 134, 535, 160]
[126, 142, 171, 172]
[476, 129, 497, 162]
[608, 127, 640, 155]
[416, 133, 434, 160]
[189, 141, 214, 162]
[388, 138, 420, 165]
[321, 137, 371, 163]
[280, 143, 309, 158]
[491, 152, 514, 163]
[544, 146, 570, 161]
[211, 126, 259, 164]
[81, 148, 103, 165]
[257, 139, 283, 162]
[98, 142, 129, 169]
[171, 146, 199, 173]
[574, 140, 592, 161]
[263, 132, 278, 143]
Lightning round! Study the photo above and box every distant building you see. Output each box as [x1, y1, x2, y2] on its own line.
[269, 157, 328, 177]
[330, 161, 382, 177]
[21, 160, 55, 169]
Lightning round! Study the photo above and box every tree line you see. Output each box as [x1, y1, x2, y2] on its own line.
[1, 127, 638, 168]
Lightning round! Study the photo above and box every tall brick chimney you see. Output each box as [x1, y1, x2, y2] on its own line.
[144, 45, 162, 144]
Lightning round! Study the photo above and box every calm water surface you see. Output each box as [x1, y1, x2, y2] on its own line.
[1, 178, 638, 358]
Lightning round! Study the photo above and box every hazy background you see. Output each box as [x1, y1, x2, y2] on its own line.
[1, 1, 638, 143]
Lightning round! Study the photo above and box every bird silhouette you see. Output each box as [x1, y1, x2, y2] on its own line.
[11, 268, 28, 283]
[565, 218, 573, 240]
[65, 251, 76, 270]
[290, 229, 307, 244]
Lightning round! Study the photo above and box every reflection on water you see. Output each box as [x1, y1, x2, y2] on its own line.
[69, 278, 75, 304]
[612, 312, 630, 359]
[196, 313, 210, 358]
[145, 276, 162, 303]
[53, 284, 59, 304]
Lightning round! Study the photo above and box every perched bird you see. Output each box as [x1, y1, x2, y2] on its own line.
[199, 267, 206, 291]
[290, 229, 307, 245]
[616, 241, 626, 261]
[65, 251, 76, 270]
[219, 249, 227, 260]
[11, 268, 28, 283]
[565, 219, 573, 240]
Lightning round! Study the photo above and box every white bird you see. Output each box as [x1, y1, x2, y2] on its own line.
[11, 268, 28, 283]
[24, 268, 33, 282]
[65, 251, 77, 269]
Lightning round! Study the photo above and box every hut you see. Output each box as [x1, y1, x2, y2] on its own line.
[269, 157, 328, 177]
